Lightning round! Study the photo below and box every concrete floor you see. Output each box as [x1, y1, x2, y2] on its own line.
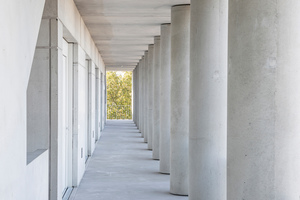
[70, 120, 188, 200]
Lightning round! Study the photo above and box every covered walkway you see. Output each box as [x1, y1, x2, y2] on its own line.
[71, 120, 187, 200]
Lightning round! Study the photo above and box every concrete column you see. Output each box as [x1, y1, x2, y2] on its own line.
[228, 1, 300, 199]
[134, 66, 137, 126]
[135, 67, 139, 125]
[137, 65, 140, 128]
[141, 56, 146, 137]
[132, 68, 136, 124]
[159, 24, 171, 174]
[136, 62, 141, 129]
[147, 44, 154, 150]
[144, 51, 149, 142]
[132, 68, 135, 123]
[153, 36, 161, 160]
[170, 4, 190, 196]
[189, 0, 227, 199]
[138, 58, 144, 134]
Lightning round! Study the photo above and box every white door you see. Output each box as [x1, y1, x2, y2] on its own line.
[95, 69, 100, 141]
[85, 60, 90, 162]
[62, 39, 71, 196]
[100, 73, 103, 131]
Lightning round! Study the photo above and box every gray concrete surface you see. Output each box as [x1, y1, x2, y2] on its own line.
[228, 1, 300, 199]
[71, 120, 188, 200]
[159, 24, 171, 175]
[143, 51, 149, 143]
[189, 0, 227, 199]
[170, 5, 190, 196]
[152, 36, 161, 160]
[138, 57, 144, 137]
[147, 45, 154, 150]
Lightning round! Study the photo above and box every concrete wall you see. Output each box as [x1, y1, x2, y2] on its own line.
[26, 151, 49, 200]
[58, 0, 105, 73]
[0, 0, 46, 199]
[0, 0, 106, 199]
[95, 69, 101, 139]
[27, 44, 50, 153]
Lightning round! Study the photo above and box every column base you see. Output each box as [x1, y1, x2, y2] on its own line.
[169, 192, 188, 196]
[159, 172, 170, 175]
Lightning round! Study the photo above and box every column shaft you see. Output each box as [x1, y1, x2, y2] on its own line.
[135, 68, 138, 124]
[189, 0, 227, 199]
[137, 65, 140, 126]
[153, 36, 161, 160]
[138, 59, 144, 134]
[144, 52, 149, 142]
[136, 63, 140, 128]
[159, 24, 171, 174]
[170, 5, 190, 196]
[147, 45, 154, 150]
[136, 63, 141, 128]
[141, 57, 145, 136]
[132, 68, 136, 124]
[228, 0, 300, 199]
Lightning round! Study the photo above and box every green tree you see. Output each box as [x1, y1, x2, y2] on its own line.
[106, 71, 132, 119]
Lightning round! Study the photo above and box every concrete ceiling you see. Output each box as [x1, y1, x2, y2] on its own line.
[74, 0, 190, 71]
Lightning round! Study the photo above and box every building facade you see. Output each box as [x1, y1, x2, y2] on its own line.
[1, 0, 300, 200]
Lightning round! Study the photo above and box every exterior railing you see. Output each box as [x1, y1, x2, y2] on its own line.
[107, 105, 132, 119]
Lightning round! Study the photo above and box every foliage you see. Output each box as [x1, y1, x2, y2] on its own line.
[106, 71, 132, 119]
